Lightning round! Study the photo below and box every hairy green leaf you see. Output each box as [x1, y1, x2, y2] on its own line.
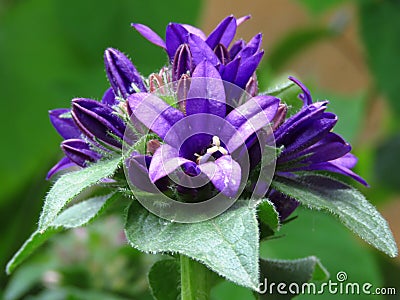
[125, 200, 260, 291]
[7, 193, 117, 274]
[258, 256, 329, 299]
[272, 174, 398, 258]
[258, 200, 280, 232]
[148, 259, 180, 300]
[38, 157, 121, 231]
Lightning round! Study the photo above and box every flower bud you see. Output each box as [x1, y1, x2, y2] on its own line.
[104, 48, 146, 97]
[172, 44, 192, 81]
[271, 104, 288, 131]
[71, 98, 126, 148]
[61, 139, 101, 167]
[146, 139, 161, 155]
[177, 74, 191, 114]
[245, 74, 258, 97]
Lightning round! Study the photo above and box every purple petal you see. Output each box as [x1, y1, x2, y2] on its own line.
[280, 113, 337, 155]
[274, 101, 328, 144]
[186, 60, 226, 117]
[280, 132, 351, 164]
[125, 154, 163, 193]
[149, 144, 198, 183]
[131, 23, 166, 48]
[206, 15, 237, 49]
[188, 33, 221, 66]
[46, 156, 76, 180]
[220, 56, 241, 83]
[166, 23, 189, 60]
[198, 155, 241, 198]
[237, 15, 251, 26]
[104, 48, 147, 97]
[49, 109, 81, 140]
[234, 51, 264, 88]
[225, 95, 279, 152]
[61, 139, 101, 167]
[127, 93, 184, 140]
[101, 88, 117, 106]
[307, 160, 368, 186]
[331, 152, 358, 169]
[268, 189, 299, 221]
[229, 39, 245, 58]
[182, 24, 207, 40]
[289, 76, 313, 106]
[237, 33, 262, 60]
[72, 98, 126, 148]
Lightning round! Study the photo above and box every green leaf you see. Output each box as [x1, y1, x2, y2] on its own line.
[38, 157, 121, 232]
[272, 174, 398, 258]
[359, 0, 400, 115]
[6, 193, 118, 274]
[258, 200, 280, 232]
[258, 256, 329, 299]
[125, 200, 260, 291]
[148, 259, 181, 300]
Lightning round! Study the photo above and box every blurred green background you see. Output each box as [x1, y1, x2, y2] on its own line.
[0, 0, 399, 299]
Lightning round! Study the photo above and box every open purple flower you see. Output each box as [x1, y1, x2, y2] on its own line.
[132, 15, 263, 92]
[125, 60, 279, 198]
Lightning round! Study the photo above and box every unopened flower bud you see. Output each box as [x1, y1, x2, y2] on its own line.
[272, 103, 288, 131]
[61, 139, 101, 167]
[146, 139, 161, 155]
[104, 48, 146, 97]
[177, 74, 191, 114]
[72, 98, 126, 148]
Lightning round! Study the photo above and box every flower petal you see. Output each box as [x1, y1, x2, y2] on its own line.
[206, 15, 237, 49]
[198, 155, 241, 198]
[149, 144, 198, 183]
[49, 109, 81, 140]
[181, 24, 207, 40]
[289, 76, 313, 106]
[125, 154, 163, 193]
[61, 139, 101, 167]
[186, 60, 226, 117]
[104, 48, 147, 97]
[225, 95, 279, 152]
[234, 51, 264, 88]
[101, 88, 117, 106]
[166, 23, 189, 60]
[72, 98, 126, 148]
[46, 156, 76, 180]
[127, 93, 184, 140]
[131, 23, 166, 48]
[236, 33, 262, 60]
[229, 39, 245, 58]
[236, 15, 251, 26]
[188, 33, 221, 66]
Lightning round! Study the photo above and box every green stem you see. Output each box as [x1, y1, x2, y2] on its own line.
[180, 255, 210, 300]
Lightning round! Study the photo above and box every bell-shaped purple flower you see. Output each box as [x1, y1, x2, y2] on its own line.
[71, 98, 126, 149]
[126, 61, 280, 198]
[274, 77, 368, 186]
[104, 48, 147, 97]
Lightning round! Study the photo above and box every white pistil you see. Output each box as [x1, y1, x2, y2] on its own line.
[196, 136, 228, 164]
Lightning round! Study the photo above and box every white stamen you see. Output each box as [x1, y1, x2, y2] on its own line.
[195, 136, 228, 164]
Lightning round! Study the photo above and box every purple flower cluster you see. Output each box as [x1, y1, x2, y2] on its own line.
[47, 15, 366, 220]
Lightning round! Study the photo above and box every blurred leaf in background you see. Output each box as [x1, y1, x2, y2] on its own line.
[0, 0, 202, 289]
